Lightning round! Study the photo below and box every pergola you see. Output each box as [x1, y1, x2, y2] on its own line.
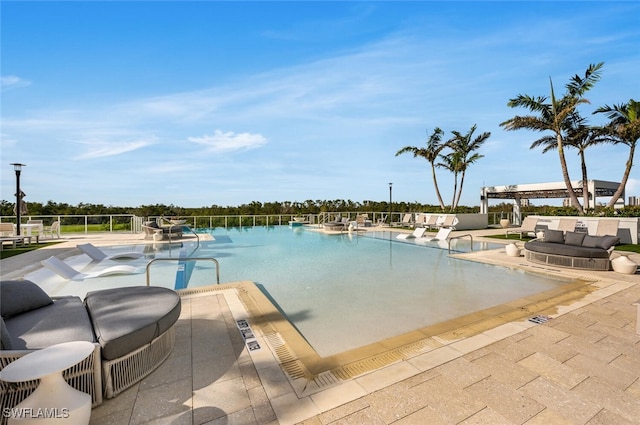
[480, 180, 623, 224]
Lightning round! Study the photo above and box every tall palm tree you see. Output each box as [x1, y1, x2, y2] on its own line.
[530, 112, 606, 210]
[437, 151, 464, 211]
[447, 124, 490, 209]
[594, 99, 640, 207]
[500, 63, 604, 215]
[396, 128, 447, 210]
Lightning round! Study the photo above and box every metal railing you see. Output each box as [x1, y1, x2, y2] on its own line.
[145, 257, 220, 286]
[447, 234, 473, 253]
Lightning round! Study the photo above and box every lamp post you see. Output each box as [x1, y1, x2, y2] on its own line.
[11, 163, 26, 235]
[388, 182, 393, 224]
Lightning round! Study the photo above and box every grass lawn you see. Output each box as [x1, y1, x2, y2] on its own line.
[0, 242, 63, 259]
[484, 234, 640, 253]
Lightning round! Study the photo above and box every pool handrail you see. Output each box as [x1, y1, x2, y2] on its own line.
[447, 234, 473, 253]
[146, 257, 220, 286]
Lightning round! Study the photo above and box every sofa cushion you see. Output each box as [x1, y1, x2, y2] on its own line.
[565, 231, 586, 246]
[85, 286, 181, 361]
[545, 229, 565, 244]
[0, 317, 12, 350]
[582, 235, 619, 250]
[1, 280, 53, 318]
[3, 296, 96, 350]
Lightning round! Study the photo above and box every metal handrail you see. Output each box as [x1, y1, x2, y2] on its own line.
[159, 217, 201, 250]
[145, 257, 220, 286]
[448, 234, 473, 253]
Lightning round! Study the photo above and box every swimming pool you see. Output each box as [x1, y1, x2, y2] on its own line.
[174, 226, 568, 357]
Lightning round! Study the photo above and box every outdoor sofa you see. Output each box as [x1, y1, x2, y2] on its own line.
[142, 220, 184, 240]
[524, 229, 619, 271]
[0, 280, 181, 417]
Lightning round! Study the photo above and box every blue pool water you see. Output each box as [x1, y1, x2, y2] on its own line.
[163, 226, 567, 356]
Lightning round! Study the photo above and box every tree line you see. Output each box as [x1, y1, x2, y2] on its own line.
[2, 199, 638, 222]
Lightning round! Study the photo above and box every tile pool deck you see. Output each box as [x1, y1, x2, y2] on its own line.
[1, 228, 639, 424]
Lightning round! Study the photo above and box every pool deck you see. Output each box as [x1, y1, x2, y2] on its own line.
[1, 228, 639, 425]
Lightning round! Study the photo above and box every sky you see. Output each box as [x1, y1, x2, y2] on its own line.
[1, 1, 638, 209]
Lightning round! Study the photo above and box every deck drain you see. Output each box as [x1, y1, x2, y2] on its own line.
[528, 315, 552, 324]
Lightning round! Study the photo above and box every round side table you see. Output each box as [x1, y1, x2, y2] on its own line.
[0, 341, 95, 424]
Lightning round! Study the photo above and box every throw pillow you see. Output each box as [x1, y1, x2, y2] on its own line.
[565, 231, 586, 246]
[545, 229, 565, 244]
[582, 235, 620, 250]
[0, 280, 53, 318]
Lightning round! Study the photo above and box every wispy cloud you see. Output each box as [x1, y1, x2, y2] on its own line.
[1, 75, 31, 91]
[74, 139, 156, 160]
[188, 130, 267, 153]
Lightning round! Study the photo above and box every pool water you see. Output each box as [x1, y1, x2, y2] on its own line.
[177, 226, 566, 356]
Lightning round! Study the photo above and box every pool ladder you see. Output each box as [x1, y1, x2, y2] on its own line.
[447, 234, 473, 253]
[145, 257, 220, 286]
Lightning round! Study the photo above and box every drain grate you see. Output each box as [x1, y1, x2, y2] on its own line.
[529, 315, 552, 324]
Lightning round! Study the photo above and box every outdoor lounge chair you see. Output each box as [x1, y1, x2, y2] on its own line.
[77, 243, 145, 262]
[556, 218, 577, 234]
[41, 256, 144, 281]
[416, 227, 453, 243]
[392, 213, 413, 227]
[595, 219, 619, 237]
[434, 215, 458, 229]
[396, 227, 427, 240]
[505, 216, 538, 238]
[42, 221, 61, 239]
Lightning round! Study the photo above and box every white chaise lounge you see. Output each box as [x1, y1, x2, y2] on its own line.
[77, 243, 145, 262]
[41, 256, 144, 281]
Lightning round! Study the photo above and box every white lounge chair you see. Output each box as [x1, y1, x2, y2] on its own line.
[434, 215, 458, 229]
[41, 256, 144, 281]
[396, 227, 427, 240]
[556, 218, 577, 234]
[77, 243, 145, 262]
[416, 227, 453, 243]
[42, 221, 61, 239]
[506, 216, 538, 238]
[391, 213, 413, 227]
[595, 219, 619, 237]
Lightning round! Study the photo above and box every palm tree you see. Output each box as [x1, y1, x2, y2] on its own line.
[594, 99, 640, 208]
[530, 112, 606, 210]
[500, 62, 604, 215]
[447, 124, 490, 209]
[437, 151, 464, 211]
[396, 128, 447, 210]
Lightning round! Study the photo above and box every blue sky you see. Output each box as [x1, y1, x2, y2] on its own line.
[1, 1, 638, 208]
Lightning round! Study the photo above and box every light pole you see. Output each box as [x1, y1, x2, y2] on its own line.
[11, 163, 26, 235]
[388, 182, 393, 224]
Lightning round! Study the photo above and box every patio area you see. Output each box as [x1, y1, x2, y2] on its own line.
[1, 229, 639, 424]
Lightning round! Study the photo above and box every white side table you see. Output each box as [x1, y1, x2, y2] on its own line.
[0, 341, 94, 424]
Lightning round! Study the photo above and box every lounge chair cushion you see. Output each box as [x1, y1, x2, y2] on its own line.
[582, 235, 619, 250]
[3, 296, 96, 350]
[0, 280, 53, 318]
[564, 231, 586, 246]
[544, 229, 565, 244]
[85, 286, 181, 361]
